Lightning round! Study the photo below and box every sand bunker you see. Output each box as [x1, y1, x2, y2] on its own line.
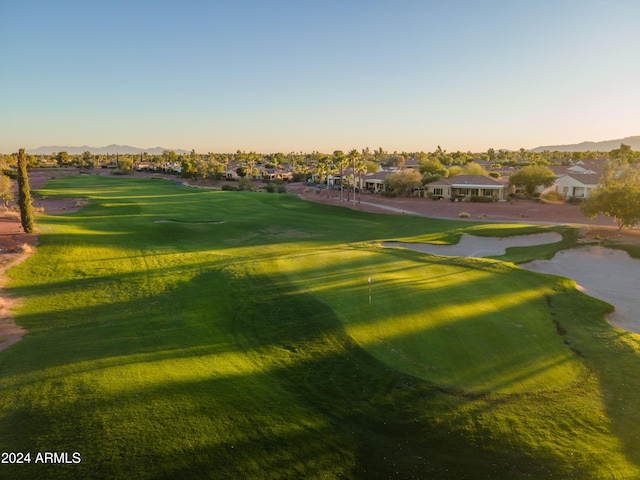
[385, 234, 639, 334]
[522, 246, 640, 334]
[383, 232, 562, 258]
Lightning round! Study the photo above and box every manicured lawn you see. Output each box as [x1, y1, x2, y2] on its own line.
[1, 175, 640, 478]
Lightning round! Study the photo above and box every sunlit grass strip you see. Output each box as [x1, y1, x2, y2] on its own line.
[274, 248, 585, 394]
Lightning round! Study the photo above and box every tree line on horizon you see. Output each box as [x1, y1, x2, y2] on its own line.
[1, 143, 638, 230]
[1, 143, 638, 173]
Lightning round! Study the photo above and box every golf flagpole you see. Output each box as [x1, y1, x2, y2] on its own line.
[368, 276, 371, 304]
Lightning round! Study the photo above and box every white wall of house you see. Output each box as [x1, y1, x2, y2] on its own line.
[550, 175, 598, 199]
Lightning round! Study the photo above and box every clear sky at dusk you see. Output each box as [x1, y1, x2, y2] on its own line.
[1, 0, 639, 154]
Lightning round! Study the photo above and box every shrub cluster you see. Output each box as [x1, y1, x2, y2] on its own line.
[541, 191, 563, 202]
[468, 195, 495, 203]
[265, 182, 287, 194]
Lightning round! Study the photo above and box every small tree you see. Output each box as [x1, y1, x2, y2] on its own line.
[384, 170, 422, 197]
[461, 162, 489, 176]
[581, 160, 640, 230]
[420, 158, 448, 177]
[0, 173, 13, 211]
[56, 151, 71, 166]
[17, 148, 35, 233]
[508, 165, 556, 196]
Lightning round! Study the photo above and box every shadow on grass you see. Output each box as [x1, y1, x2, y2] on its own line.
[0, 267, 587, 479]
[3, 176, 635, 477]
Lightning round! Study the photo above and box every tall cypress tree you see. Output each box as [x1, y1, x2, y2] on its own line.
[17, 148, 35, 234]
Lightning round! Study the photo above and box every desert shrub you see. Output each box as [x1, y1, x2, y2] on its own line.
[458, 212, 470, 218]
[265, 183, 277, 193]
[469, 195, 494, 203]
[542, 191, 563, 202]
[238, 178, 252, 191]
[277, 184, 286, 193]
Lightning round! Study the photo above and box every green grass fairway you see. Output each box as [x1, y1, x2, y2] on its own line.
[2, 175, 640, 478]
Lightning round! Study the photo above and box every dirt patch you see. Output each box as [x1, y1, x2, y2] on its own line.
[0, 246, 32, 351]
[578, 227, 640, 246]
[287, 183, 622, 227]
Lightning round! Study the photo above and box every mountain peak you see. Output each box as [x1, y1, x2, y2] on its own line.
[26, 144, 189, 155]
[531, 136, 640, 152]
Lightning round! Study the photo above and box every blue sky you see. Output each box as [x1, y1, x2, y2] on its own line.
[1, 0, 639, 154]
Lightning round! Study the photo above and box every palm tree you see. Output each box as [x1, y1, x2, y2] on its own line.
[333, 150, 348, 201]
[355, 159, 368, 203]
[326, 162, 338, 197]
[347, 149, 361, 206]
[315, 158, 328, 191]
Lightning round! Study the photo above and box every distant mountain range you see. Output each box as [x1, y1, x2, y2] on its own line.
[531, 136, 640, 153]
[26, 144, 190, 155]
[24, 137, 640, 155]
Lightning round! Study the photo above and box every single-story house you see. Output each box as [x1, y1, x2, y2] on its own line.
[136, 161, 157, 171]
[261, 168, 293, 181]
[546, 160, 604, 199]
[360, 171, 395, 193]
[545, 172, 600, 199]
[424, 175, 508, 201]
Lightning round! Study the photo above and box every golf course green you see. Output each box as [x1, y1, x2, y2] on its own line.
[2, 175, 640, 479]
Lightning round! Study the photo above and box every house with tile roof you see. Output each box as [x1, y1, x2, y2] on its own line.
[424, 175, 508, 201]
[545, 159, 604, 199]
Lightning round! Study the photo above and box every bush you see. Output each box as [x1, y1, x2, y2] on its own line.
[458, 212, 470, 218]
[469, 195, 494, 203]
[221, 184, 239, 191]
[238, 178, 252, 191]
[277, 184, 286, 194]
[422, 173, 441, 184]
[541, 191, 563, 202]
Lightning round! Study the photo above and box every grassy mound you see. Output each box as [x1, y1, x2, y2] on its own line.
[1, 175, 640, 478]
